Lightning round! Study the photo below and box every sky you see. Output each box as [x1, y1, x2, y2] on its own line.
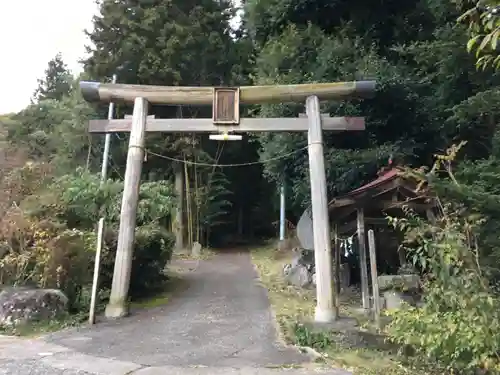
[0, 0, 99, 115]
[0, 0, 242, 115]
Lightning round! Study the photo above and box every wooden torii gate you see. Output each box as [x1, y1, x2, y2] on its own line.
[80, 80, 376, 322]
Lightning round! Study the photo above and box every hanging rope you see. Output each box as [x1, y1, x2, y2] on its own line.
[144, 144, 309, 168]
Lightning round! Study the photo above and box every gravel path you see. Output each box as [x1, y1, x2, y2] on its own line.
[0, 250, 351, 375]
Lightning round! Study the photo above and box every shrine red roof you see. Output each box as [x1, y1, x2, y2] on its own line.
[327, 166, 418, 211]
[327, 166, 436, 228]
[346, 168, 401, 196]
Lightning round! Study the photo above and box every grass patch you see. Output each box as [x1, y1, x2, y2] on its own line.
[0, 312, 86, 337]
[250, 243, 428, 375]
[130, 273, 188, 309]
[251, 244, 315, 342]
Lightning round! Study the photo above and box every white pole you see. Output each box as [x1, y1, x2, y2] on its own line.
[279, 184, 286, 241]
[89, 74, 117, 325]
[306, 95, 334, 323]
[89, 218, 105, 324]
[100, 74, 117, 183]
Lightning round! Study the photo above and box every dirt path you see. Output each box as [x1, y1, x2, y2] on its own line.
[0, 250, 351, 374]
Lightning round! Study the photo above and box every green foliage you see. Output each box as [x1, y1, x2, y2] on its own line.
[33, 53, 73, 102]
[198, 170, 233, 233]
[0, 209, 96, 311]
[23, 169, 176, 230]
[0, 166, 177, 315]
[386, 147, 500, 372]
[244, 0, 434, 51]
[387, 206, 500, 373]
[85, 0, 237, 86]
[250, 23, 425, 213]
[293, 323, 334, 351]
[457, 0, 500, 69]
[101, 224, 175, 299]
[3, 87, 99, 170]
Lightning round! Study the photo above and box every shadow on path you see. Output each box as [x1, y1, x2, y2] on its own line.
[44, 251, 309, 368]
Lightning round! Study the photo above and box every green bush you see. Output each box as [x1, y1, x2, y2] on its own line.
[23, 169, 176, 230]
[101, 224, 175, 299]
[387, 207, 500, 373]
[385, 146, 500, 375]
[0, 208, 95, 312]
[293, 323, 335, 351]
[1, 170, 177, 316]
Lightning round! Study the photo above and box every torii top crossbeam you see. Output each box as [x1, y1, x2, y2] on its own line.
[79, 80, 376, 105]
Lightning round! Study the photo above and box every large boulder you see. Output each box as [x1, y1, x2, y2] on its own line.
[284, 248, 351, 290]
[0, 287, 68, 327]
[283, 249, 315, 288]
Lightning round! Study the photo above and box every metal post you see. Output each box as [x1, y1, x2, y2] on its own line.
[89, 74, 117, 325]
[279, 184, 286, 241]
[100, 74, 117, 183]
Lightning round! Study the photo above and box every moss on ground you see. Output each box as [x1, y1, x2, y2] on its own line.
[0, 313, 86, 337]
[130, 273, 189, 309]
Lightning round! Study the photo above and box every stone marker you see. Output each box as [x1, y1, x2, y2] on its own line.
[192, 242, 202, 257]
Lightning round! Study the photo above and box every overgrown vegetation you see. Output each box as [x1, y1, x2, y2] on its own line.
[251, 245, 422, 375]
[383, 143, 500, 374]
[0, 163, 176, 315]
[2, 0, 500, 369]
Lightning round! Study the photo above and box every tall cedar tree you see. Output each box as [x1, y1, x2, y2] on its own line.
[33, 53, 73, 102]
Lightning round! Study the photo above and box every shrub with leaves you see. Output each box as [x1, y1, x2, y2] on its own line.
[0, 207, 95, 311]
[386, 144, 500, 373]
[387, 207, 500, 372]
[0, 169, 178, 314]
[1, 161, 54, 213]
[23, 169, 176, 230]
[101, 224, 175, 299]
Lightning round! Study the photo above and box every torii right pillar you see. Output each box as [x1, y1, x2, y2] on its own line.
[306, 96, 336, 322]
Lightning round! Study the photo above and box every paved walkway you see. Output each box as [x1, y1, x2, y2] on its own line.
[0, 251, 351, 375]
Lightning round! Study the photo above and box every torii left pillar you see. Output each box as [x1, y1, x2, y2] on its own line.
[105, 97, 148, 318]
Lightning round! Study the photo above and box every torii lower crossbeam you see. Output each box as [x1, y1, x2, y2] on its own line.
[88, 117, 365, 133]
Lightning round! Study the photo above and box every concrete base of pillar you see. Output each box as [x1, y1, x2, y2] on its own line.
[105, 302, 129, 319]
[314, 306, 335, 323]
